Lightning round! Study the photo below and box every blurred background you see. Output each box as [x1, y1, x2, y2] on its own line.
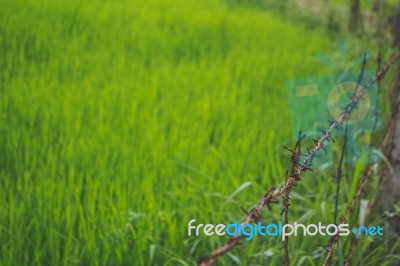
[1, 0, 400, 265]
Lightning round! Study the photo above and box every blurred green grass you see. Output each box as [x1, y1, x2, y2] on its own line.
[0, 0, 398, 265]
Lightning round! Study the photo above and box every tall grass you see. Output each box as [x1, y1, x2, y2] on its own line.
[0, 0, 396, 265]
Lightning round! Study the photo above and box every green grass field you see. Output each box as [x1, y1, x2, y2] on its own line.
[1, 0, 399, 265]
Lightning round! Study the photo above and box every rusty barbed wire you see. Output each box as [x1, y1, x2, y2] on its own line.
[333, 117, 348, 225]
[323, 51, 400, 266]
[198, 52, 400, 266]
[330, 52, 400, 265]
[327, 54, 375, 265]
[331, 52, 368, 226]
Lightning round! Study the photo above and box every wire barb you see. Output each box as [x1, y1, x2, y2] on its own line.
[199, 52, 400, 266]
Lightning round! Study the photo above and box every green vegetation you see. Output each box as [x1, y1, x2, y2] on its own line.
[0, 0, 398, 265]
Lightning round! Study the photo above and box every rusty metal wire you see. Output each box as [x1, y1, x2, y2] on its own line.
[199, 52, 400, 266]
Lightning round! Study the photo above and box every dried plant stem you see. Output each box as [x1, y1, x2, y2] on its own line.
[333, 118, 347, 225]
[323, 163, 375, 266]
[282, 177, 293, 266]
[343, 237, 358, 266]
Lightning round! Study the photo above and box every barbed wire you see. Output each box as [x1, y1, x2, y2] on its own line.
[323, 51, 400, 265]
[198, 52, 400, 266]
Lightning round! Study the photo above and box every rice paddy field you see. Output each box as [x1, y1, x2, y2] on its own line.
[1, 0, 399, 265]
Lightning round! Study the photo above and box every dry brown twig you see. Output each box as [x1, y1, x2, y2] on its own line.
[198, 52, 400, 266]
